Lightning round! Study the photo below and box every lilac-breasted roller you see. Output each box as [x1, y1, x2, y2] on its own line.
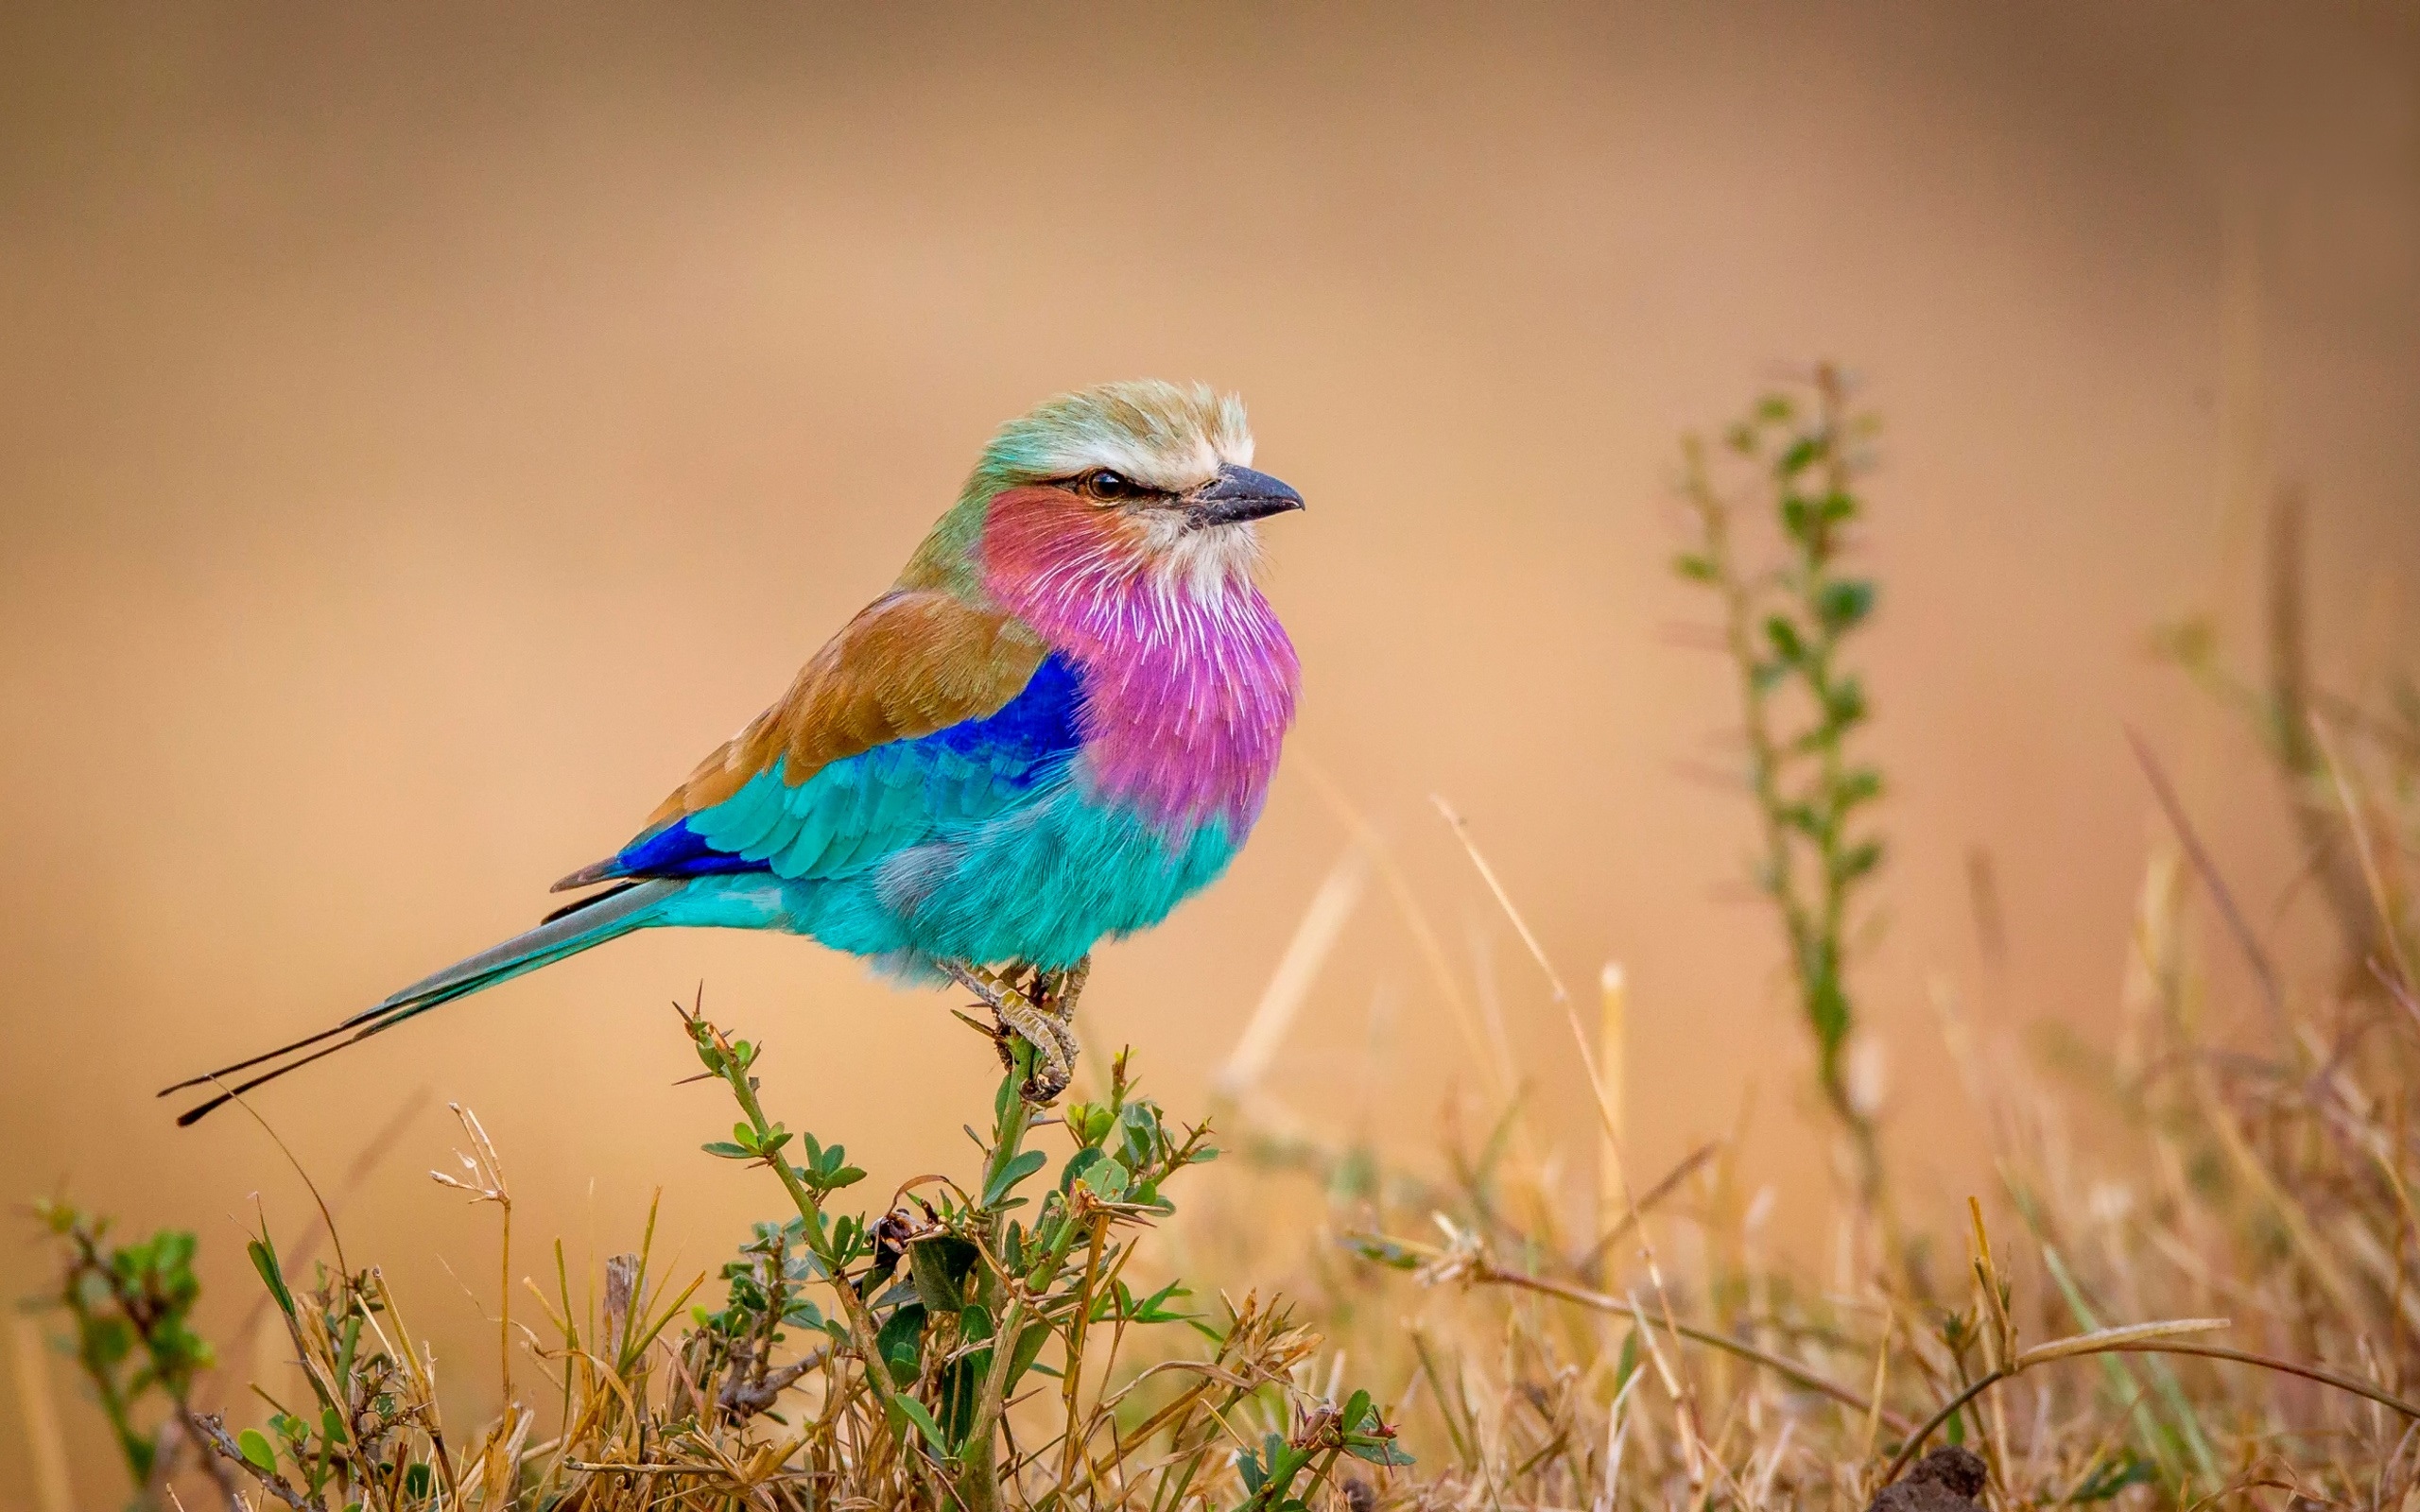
[165, 381, 1304, 1123]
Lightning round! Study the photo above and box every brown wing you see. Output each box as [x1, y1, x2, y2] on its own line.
[645, 590, 1049, 828]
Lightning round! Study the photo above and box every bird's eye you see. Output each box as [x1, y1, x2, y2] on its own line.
[1078, 470, 1140, 502]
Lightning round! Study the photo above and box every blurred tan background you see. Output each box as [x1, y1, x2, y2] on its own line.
[4, 2, 2417, 1494]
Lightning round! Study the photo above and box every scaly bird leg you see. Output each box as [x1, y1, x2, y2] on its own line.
[1030, 957, 1088, 1087]
[942, 962, 1074, 1105]
[1038, 956, 1091, 1027]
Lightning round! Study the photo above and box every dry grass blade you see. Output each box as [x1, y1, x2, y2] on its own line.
[9, 1314, 76, 1512]
[2014, 1318, 2233, 1368]
[2126, 727, 2289, 1034]
[1218, 840, 1367, 1099]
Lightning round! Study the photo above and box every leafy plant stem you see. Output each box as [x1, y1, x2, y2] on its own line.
[694, 1013, 935, 1496]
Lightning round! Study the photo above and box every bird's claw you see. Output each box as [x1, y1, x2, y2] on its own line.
[945, 962, 1080, 1105]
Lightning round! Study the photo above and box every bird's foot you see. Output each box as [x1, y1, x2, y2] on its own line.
[1036, 956, 1091, 1026]
[1028, 957, 1091, 1095]
[944, 962, 1076, 1106]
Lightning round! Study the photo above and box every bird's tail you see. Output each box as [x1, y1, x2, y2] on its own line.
[160, 879, 680, 1126]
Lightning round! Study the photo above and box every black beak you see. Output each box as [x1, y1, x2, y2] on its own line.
[1188, 463, 1305, 527]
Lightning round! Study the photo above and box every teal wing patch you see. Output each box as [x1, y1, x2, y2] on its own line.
[679, 651, 1084, 880]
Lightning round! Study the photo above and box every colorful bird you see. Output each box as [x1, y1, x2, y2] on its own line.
[164, 381, 1304, 1124]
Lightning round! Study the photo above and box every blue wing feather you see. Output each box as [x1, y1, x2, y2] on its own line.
[577, 653, 1085, 886]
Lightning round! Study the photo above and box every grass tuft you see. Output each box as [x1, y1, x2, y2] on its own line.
[19, 365, 2420, 1510]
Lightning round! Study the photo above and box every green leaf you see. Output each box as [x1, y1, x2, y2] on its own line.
[908, 1237, 979, 1316]
[1125, 1279, 1195, 1325]
[1763, 615, 1805, 664]
[959, 1302, 994, 1345]
[247, 1238, 295, 1317]
[982, 1149, 1048, 1208]
[1824, 676, 1868, 729]
[1059, 1102, 1110, 1146]
[1673, 552, 1718, 583]
[1777, 434, 1824, 477]
[237, 1427, 277, 1472]
[700, 1141, 752, 1160]
[1117, 1099, 1163, 1167]
[890, 1395, 948, 1455]
[1817, 577, 1876, 631]
[1238, 1446, 1268, 1494]
[801, 1141, 866, 1191]
[1343, 1233, 1425, 1270]
[1077, 1157, 1129, 1203]
[1344, 1436, 1417, 1467]
[782, 1298, 827, 1329]
[1832, 838, 1885, 885]
[1005, 1321, 1052, 1392]
[1060, 1146, 1105, 1194]
[877, 1304, 926, 1388]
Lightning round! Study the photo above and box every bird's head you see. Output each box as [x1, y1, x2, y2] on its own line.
[906, 380, 1305, 602]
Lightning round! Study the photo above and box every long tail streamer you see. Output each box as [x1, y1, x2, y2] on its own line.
[159, 881, 674, 1125]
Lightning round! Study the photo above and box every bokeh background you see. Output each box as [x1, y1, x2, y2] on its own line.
[4, 2, 2417, 1494]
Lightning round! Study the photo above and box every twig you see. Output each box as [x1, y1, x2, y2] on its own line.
[2127, 728, 2290, 1038]
[1876, 1320, 2296, 1486]
[194, 1412, 316, 1511]
[1460, 1258, 1912, 1435]
[1572, 1140, 1721, 1276]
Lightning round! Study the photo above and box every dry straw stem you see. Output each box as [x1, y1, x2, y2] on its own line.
[2126, 727, 2288, 1035]
[1427, 796, 1626, 1181]
[429, 1101, 515, 1418]
[48, 392, 2420, 1512]
[2312, 715, 2420, 990]
[211, 1091, 427, 1410]
[10, 1314, 76, 1512]
[1878, 1318, 2238, 1486]
[1295, 755, 1502, 1095]
[1370, 1224, 1910, 1435]
[1426, 789, 1726, 1452]
[683, 1008, 926, 1463]
[1218, 839, 1368, 1100]
[1598, 962, 1629, 1226]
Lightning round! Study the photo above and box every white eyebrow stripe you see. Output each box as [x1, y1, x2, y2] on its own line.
[1031, 435, 1225, 492]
